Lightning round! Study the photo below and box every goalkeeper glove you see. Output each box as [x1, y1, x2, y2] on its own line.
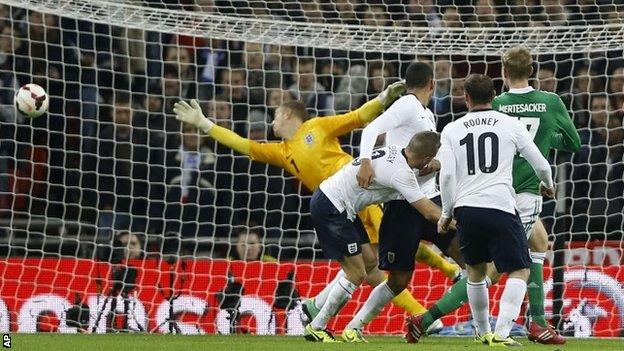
[378, 80, 407, 110]
[173, 99, 215, 133]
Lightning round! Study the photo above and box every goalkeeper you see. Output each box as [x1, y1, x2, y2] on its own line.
[406, 47, 580, 345]
[173, 82, 461, 320]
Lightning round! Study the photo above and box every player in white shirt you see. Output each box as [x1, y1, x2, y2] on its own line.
[342, 63, 463, 341]
[436, 74, 555, 347]
[304, 131, 446, 342]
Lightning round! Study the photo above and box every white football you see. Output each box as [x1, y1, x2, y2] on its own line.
[15, 83, 49, 118]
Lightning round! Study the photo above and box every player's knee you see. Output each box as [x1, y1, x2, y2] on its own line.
[528, 220, 549, 252]
[508, 268, 530, 282]
[364, 267, 385, 287]
[363, 254, 379, 273]
[364, 259, 378, 274]
[344, 268, 367, 286]
[487, 271, 501, 285]
[446, 238, 465, 268]
[529, 230, 549, 253]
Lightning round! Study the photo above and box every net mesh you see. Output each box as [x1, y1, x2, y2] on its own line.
[3, 0, 624, 55]
[0, 0, 622, 337]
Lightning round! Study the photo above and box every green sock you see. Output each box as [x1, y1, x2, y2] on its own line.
[528, 261, 547, 327]
[422, 277, 469, 330]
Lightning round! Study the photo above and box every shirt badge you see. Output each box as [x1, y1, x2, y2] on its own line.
[388, 252, 395, 263]
[347, 243, 358, 254]
[305, 132, 314, 146]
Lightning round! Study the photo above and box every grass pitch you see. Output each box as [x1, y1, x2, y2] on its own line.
[10, 334, 621, 351]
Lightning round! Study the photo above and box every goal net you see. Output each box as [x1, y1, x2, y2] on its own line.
[0, 0, 622, 337]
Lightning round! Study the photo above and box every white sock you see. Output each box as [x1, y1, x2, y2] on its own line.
[484, 276, 493, 287]
[495, 278, 527, 338]
[467, 279, 491, 336]
[310, 276, 357, 330]
[314, 269, 345, 310]
[530, 251, 546, 265]
[347, 281, 396, 330]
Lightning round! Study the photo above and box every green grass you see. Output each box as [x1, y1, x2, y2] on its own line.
[8, 334, 621, 351]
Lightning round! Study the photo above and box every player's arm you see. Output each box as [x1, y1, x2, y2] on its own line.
[173, 99, 285, 167]
[316, 81, 406, 139]
[411, 198, 445, 224]
[438, 130, 456, 233]
[551, 97, 581, 152]
[357, 95, 411, 187]
[515, 122, 555, 196]
[391, 169, 451, 227]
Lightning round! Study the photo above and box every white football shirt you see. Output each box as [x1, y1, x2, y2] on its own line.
[438, 109, 553, 216]
[320, 145, 425, 220]
[359, 95, 439, 198]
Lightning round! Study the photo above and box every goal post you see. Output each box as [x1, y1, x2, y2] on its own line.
[0, 0, 622, 336]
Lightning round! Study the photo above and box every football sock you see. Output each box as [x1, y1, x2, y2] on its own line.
[347, 281, 396, 329]
[314, 269, 345, 310]
[415, 244, 461, 280]
[528, 252, 547, 327]
[310, 276, 357, 330]
[392, 289, 427, 315]
[422, 276, 468, 330]
[467, 279, 491, 336]
[495, 278, 527, 338]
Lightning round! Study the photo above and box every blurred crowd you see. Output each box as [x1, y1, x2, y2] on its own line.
[0, 2, 622, 261]
[144, 0, 624, 27]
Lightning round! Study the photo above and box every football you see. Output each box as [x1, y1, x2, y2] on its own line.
[15, 83, 49, 118]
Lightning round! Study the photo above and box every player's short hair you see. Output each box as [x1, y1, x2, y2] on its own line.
[502, 46, 533, 80]
[407, 131, 440, 158]
[405, 62, 433, 89]
[464, 74, 495, 105]
[280, 100, 310, 122]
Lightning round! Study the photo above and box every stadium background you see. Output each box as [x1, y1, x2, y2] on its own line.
[0, 0, 622, 338]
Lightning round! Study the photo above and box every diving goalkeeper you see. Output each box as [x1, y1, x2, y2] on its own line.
[173, 83, 461, 321]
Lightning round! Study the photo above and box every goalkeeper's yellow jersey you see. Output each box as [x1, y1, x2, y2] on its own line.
[250, 111, 362, 192]
[249, 109, 383, 244]
[206, 99, 384, 243]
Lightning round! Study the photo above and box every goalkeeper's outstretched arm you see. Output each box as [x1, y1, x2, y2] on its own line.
[313, 80, 407, 139]
[358, 80, 407, 124]
[173, 99, 252, 156]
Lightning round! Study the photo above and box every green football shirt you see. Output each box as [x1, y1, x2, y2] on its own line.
[492, 87, 581, 195]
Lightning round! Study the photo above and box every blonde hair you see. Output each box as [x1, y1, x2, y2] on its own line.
[408, 131, 440, 158]
[502, 46, 533, 80]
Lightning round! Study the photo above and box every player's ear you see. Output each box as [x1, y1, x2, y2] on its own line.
[282, 108, 292, 120]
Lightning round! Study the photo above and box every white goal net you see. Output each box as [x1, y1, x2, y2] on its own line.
[0, 0, 622, 337]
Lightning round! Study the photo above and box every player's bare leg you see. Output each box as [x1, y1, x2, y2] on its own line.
[305, 254, 366, 342]
[441, 236, 465, 270]
[346, 270, 413, 337]
[362, 243, 385, 285]
[526, 219, 565, 344]
[302, 243, 378, 326]
[303, 243, 428, 328]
